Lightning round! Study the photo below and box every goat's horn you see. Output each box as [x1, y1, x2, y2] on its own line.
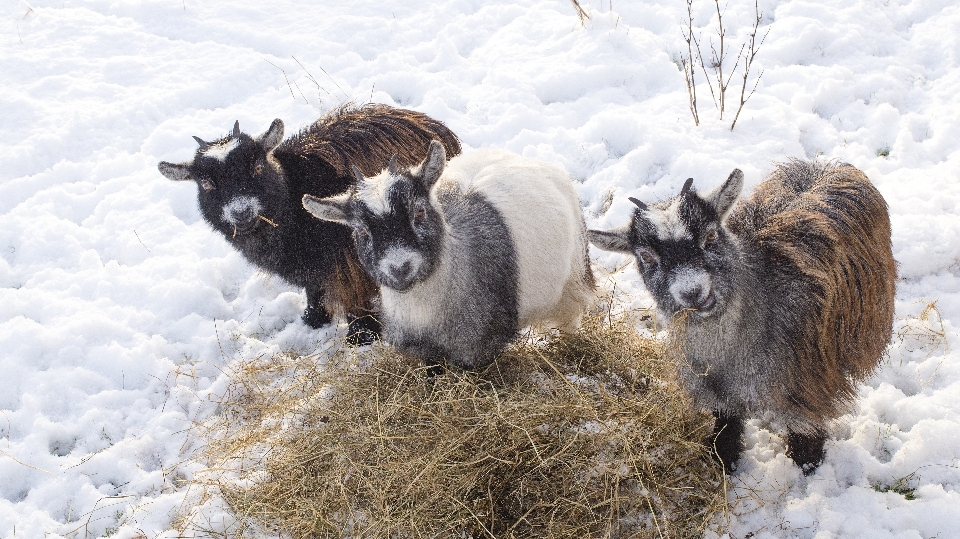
[680, 177, 694, 195]
[387, 154, 399, 175]
[627, 197, 648, 211]
[192, 136, 210, 149]
[232, 121, 241, 137]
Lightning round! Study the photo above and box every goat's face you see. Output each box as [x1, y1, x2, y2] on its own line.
[589, 170, 744, 319]
[158, 120, 287, 241]
[303, 140, 448, 292]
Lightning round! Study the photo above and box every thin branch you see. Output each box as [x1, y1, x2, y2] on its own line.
[570, 0, 590, 25]
[730, 0, 769, 131]
[262, 58, 298, 101]
[681, 0, 700, 126]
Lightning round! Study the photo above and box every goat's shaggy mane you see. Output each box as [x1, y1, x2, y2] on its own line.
[727, 160, 896, 424]
[291, 103, 463, 178]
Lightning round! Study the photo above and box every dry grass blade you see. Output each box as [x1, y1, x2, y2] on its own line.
[257, 214, 278, 227]
[188, 302, 727, 538]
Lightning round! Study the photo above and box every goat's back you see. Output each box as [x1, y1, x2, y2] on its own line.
[283, 103, 462, 178]
[441, 149, 591, 327]
[727, 160, 896, 423]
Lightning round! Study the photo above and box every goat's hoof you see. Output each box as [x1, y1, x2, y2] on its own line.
[346, 314, 382, 346]
[786, 430, 827, 475]
[302, 306, 332, 329]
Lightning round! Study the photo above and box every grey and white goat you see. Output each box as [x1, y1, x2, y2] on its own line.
[589, 161, 896, 474]
[303, 140, 596, 369]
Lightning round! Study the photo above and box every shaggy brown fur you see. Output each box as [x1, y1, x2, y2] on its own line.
[294, 103, 463, 177]
[727, 161, 896, 425]
[589, 159, 896, 472]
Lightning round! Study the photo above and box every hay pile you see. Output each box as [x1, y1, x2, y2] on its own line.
[193, 307, 726, 538]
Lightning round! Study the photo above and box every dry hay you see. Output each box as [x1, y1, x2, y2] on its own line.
[191, 306, 727, 538]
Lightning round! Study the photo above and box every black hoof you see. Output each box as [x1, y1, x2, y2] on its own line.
[302, 305, 332, 329]
[346, 314, 382, 346]
[711, 411, 745, 474]
[424, 359, 446, 377]
[786, 429, 827, 475]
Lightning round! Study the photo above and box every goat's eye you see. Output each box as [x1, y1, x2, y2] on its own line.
[200, 179, 215, 191]
[413, 207, 426, 226]
[355, 228, 368, 240]
[638, 251, 655, 265]
[253, 162, 263, 176]
[704, 229, 719, 245]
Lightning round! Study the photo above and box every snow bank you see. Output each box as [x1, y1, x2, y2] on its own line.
[2, 0, 958, 537]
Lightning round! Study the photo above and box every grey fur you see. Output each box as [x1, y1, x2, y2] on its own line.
[306, 141, 594, 369]
[590, 161, 896, 473]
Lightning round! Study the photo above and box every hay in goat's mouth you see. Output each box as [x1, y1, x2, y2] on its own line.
[193, 307, 725, 538]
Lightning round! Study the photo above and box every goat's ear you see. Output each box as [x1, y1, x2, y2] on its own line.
[302, 193, 351, 225]
[587, 225, 633, 254]
[158, 161, 194, 182]
[258, 119, 284, 152]
[420, 140, 446, 188]
[704, 169, 743, 218]
[351, 165, 365, 184]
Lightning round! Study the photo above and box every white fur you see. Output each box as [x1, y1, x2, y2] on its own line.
[439, 148, 591, 329]
[669, 267, 712, 305]
[381, 266, 446, 331]
[378, 247, 424, 279]
[646, 198, 692, 241]
[201, 138, 239, 162]
[221, 195, 263, 224]
[357, 170, 396, 215]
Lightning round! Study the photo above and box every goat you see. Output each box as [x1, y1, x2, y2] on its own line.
[589, 160, 896, 473]
[157, 104, 461, 343]
[302, 140, 596, 369]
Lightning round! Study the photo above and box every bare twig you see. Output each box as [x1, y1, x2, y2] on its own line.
[570, 0, 590, 25]
[133, 230, 151, 253]
[262, 58, 298, 101]
[314, 62, 350, 101]
[680, 0, 769, 131]
[292, 55, 331, 98]
[681, 0, 700, 126]
[730, 0, 769, 131]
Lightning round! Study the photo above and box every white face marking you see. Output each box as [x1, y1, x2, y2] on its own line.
[221, 195, 263, 224]
[356, 171, 398, 216]
[377, 247, 423, 282]
[645, 199, 692, 241]
[669, 267, 712, 306]
[201, 138, 240, 162]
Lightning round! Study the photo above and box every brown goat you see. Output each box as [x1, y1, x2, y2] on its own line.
[589, 160, 896, 473]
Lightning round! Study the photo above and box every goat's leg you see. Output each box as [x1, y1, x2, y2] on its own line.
[302, 286, 332, 328]
[711, 410, 746, 473]
[786, 428, 827, 475]
[346, 313, 382, 346]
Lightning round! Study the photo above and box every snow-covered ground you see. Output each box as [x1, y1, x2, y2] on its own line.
[2, 0, 959, 536]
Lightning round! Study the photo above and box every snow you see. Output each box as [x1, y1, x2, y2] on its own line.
[2, 0, 959, 537]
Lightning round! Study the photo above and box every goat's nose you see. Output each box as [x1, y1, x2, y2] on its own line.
[230, 207, 255, 223]
[390, 260, 413, 281]
[679, 286, 704, 307]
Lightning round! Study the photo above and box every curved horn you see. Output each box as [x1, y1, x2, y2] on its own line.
[192, 136, 210, 150]
[680, 177, 694, 195]
[627, 197, 648, 211]
[232, 121, 241, 137]
[387, 154, 399, 175]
